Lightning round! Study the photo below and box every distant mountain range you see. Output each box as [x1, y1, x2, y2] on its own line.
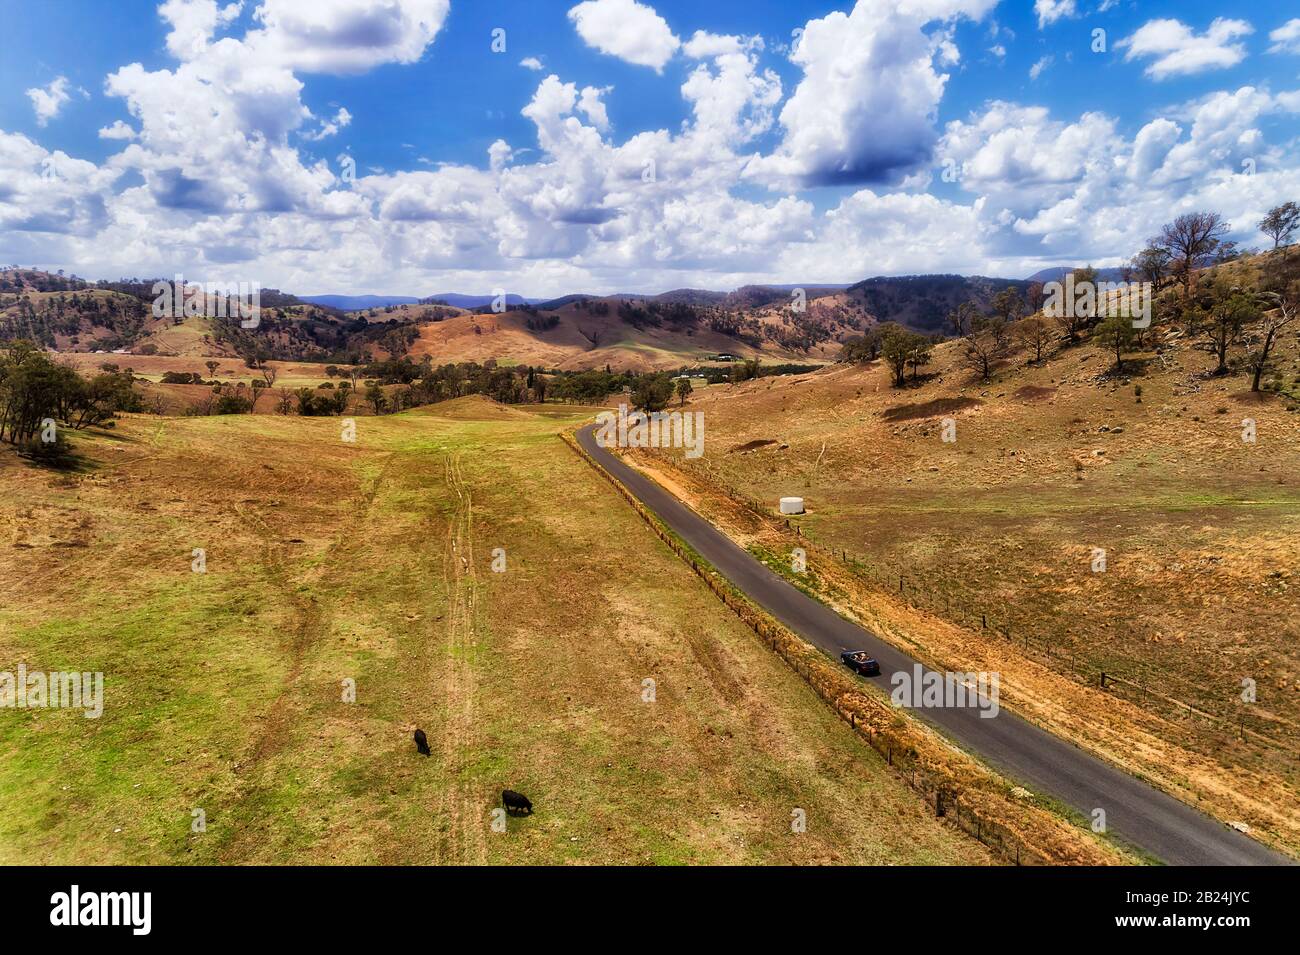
[306, 284, 860, 313]
[302, 271, 1138, 311]
[5, 264, 1140, 371]
[300, 292, 548, 310]
[298, 294, 422, 310]
[1025, 266, 1129, 285]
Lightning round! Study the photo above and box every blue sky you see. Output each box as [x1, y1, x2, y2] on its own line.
[1, 0, 1298, 295]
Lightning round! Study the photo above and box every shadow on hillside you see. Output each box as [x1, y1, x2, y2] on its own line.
[881, 396, 983, 422]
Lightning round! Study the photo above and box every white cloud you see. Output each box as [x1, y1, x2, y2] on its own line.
[98, 120, 139, 141]
[935, 86, 1300, 270]
[303, 107, 352, 141]
[567, 0, 680, 72]
[1033, 0, 1076, 30]
[159, 0, 243, 60]
[681, 34, 781, 145]
[745, 0, 996, 188]
[1269, 19, 1300, 55]
[9, 2, 1300, 299]
[520, 56, 545, 70]
[249, 0, 450, 74]
[1029, 56, 1052, 80]
[26, 77, 73, 126]
[0, 131, 118, 238]
[577, 86, 612, 132]
[1119, 18, 1254, 80]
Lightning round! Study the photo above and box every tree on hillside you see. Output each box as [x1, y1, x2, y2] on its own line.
[365, 381, 387, 414]
[989, 287, 1025, 324]
[1026, 282, 1045, 315]
[840, 326, 885, 363]
[962, 317, 1010, 382]
[881, 326, 930, 387]
[729, 358, 762, 383]
[632, 373, 673, 412]
[1247, 281, 1300, 391]
[1131, 246, 1172, 290]
[906, 336, 933, 381]
[1259, 202, 1300, 258]
[1054, 268, 1096, 343]
[1194, 283, 1258, 376]
[947, 301, 979, 337]
[250, 365, 277, 411]
[205, 360, 219, 379]
[1094, 314, 1136, 373]
[1153, 211, 1230, 296]
[1016, 316, 1054, 364]
[1, 341, 137, 449]
[675, 377, 693, 406]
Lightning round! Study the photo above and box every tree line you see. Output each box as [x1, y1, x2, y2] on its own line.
[0, 342, 141, 461]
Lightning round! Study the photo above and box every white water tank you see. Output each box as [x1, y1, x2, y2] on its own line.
[779, 497, 805, 515]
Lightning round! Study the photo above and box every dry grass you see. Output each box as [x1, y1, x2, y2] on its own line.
[0, 403, 990, 865]
[636, 314, 1300, 855]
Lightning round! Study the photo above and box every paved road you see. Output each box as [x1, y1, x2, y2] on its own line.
[576, 424, 1289, 866]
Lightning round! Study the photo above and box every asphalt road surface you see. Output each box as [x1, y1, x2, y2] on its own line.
[576, 424, 1289, 866]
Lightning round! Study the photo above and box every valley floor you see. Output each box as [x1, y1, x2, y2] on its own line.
[0, 401, 989, 864]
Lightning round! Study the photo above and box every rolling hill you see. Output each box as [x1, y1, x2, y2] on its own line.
[3, 266, 1129, 371]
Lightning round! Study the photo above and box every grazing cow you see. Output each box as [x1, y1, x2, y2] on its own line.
[502, 789, 532, 815]
[413, 728, 431, 756]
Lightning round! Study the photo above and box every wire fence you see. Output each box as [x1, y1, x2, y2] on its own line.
[565, 432, 1081, 865]
[669, 454, 1298, 755]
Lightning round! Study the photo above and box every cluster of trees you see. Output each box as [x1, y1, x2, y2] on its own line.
[839, 203, 1300, 391]
[841, 322, 935, 386]
[0, 341, 141, 459]
[1125, 204, 1294, 294]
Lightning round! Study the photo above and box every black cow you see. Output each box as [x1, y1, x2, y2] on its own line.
[502, 789, 532, 815]
[413, 728, 431, 756]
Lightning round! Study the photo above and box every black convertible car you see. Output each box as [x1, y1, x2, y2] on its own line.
[840, 650, 880, 677]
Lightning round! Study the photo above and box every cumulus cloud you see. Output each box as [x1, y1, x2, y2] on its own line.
[1269, 19, 1300, 55]
[8, 0, 1300, 297]
[520, 56, 544, 70]
[681, 34, 781, 145]
[26, 77, 73, 126]
[159, 0, 243, 60]
[94, 1, 450, 223]
[1033, 0, 1076, 30]
[1029, 56, 1052, 80]
[97, 120, 139, 141]
[745, 0, 996, 189]
[249, 0, 450, 74]
[935, 86, 1300, 268]
[1119, 18, 1254, 80]
[0, 131, 117, 238]
[567, 0, 680, 72]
